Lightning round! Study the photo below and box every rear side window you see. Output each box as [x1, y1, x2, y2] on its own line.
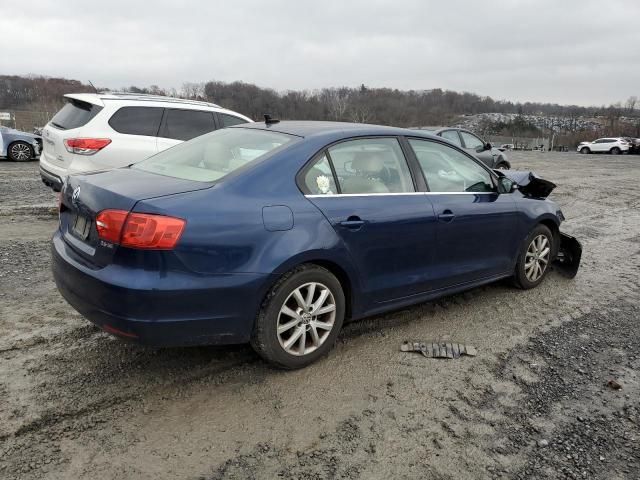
[108, 107, 163, 136]
[49, 100, 103, 130]
[160, 109, 216, 141]
[302, 154, 338, 195]
[220, 113, 248, 127]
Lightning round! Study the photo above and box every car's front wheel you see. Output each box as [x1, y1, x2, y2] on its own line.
[514, 224, 554, 289]
[8, 141, 33, 161]
[580, 147, 590, 154]
[251, 264, 345, 369]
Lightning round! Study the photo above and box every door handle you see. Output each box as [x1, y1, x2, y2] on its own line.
[437, 210, 455, 222]
[340, 216, 365, 229]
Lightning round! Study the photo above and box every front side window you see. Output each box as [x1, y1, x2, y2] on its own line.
[440, 130, 462, 147]
[460, 131, 485, 150]
[409, 139, 494, 193]
[108, 106, 163, 136]
[160, 109, 216, 141]
[328, 138, 414, 194]
[133, 128, 297, 182]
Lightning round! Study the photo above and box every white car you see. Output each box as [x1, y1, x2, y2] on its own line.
[39, 93, 252, 191]
[577, 137, 630, 155]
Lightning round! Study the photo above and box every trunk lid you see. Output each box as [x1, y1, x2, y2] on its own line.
[60, 168, 211, 266]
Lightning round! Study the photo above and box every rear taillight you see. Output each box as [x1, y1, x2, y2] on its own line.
[95, 210, 128, 243]
[64, 138, 111, 155]
[95, 209, 185, 250]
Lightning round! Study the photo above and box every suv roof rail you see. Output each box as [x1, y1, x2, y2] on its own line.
[98, 91, 222, 108]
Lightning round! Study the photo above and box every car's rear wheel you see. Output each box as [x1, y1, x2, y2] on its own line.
[514, 224, 554, 290]
[580, 147, 590, 154]
[251, 264, 345, 369]
[610, 147, 621, 155]
[8, 141, 33, 162]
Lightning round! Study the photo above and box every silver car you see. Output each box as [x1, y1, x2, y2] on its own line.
[423, 127, 511, 169]
[0, 126, 42, 161]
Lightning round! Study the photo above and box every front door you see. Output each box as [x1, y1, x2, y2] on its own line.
[459, 130, 495, 167]
[301, 137, 438, 303]
[407, 138, 518, 290]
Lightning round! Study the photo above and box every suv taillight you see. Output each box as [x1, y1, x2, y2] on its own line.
[95, 209, 186, 250]
[64, 138, 111, 155]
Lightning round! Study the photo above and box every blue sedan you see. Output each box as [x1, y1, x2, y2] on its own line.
[53, 120, 580, 368]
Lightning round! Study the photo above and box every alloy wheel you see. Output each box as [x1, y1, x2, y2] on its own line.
[277, 282, 336, 356]
[10, 143, 31, 161]
[525, 234, 550, 282]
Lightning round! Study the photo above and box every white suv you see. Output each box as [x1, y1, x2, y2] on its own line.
[39, 93, 252, 191]
[577, 137, 630, 155]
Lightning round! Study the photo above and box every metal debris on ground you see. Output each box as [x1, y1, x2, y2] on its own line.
[400, 341, 477, 359]
[606, 379, 622, 390]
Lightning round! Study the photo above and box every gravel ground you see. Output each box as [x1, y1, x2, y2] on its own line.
[0, 152, 639, 479]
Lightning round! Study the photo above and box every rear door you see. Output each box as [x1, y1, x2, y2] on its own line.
[407, 138, 518, 289]
[107, 106, 163, 165]
[156, 109, 217, 152]
[301, 137, 438, 303]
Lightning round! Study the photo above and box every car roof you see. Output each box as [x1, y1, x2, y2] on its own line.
[63, 93, 252, 121]
[234, 120, 441, 140]
[65, 92, 222, 108]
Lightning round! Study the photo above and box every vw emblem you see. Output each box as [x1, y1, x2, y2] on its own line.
[72, 186, 81, 203]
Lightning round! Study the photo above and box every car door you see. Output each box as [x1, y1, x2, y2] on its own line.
[156, 109, 217, 152]
[407, 138, 518, 289]
[592, 139, 606, 152]
[301, 137, 438, 303]
[107, 106, 163, 165]
[459, 130, 495, 167]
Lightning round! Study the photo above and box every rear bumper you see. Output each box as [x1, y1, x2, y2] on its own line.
[40, 166, 63, 191]
[52, 231, 273, 347]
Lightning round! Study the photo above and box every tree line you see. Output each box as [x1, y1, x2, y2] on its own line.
[1, 75, 637, 135]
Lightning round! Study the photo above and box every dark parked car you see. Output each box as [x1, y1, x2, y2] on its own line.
[0, 126, 42, 161]
[53, 121, 579, 369]
[424, 127, 510, 169]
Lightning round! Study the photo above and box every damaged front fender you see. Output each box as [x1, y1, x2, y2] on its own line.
[554, 232, 582, 278]
[496, 169, 557, 199]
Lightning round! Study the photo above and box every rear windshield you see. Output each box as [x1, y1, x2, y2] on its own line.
[132, 127, 298, 182]
[50, 100, 103, 130]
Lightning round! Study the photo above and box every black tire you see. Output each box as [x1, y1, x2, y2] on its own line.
[251, 264, 345, 369]
[495, 161, 510, 170]
[513, 224, 554, 290]
[610, 147, 621, 155]
[7, 141, 34, 162]
[580, 147, 590, 154]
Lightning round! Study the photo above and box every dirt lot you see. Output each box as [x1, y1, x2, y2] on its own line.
[1, 152, 639, 480]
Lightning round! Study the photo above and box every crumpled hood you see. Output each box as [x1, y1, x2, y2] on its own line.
[498, 170, 556, 199]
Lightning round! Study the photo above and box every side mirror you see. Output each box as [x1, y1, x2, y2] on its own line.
[497, 177, 516, 194]
[485, 142, 492, 150]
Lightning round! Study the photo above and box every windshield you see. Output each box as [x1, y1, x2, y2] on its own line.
[133, 128, 298, 182]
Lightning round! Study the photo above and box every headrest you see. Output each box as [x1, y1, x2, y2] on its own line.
[352, 152, 384, 174]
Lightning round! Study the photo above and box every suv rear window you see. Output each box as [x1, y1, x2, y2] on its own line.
[49, 100, 103, 130]
[109, 106, 164, 136]
[160, 109, 216, 141]
[133, 128, 297, 182]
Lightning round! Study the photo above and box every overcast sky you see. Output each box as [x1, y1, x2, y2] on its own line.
[3, 0, 639, 106]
